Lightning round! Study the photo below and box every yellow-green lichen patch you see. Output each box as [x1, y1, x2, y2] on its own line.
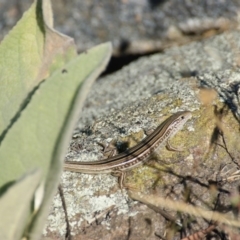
[125, 163, 164, 191]
[190, 104, 240, 171]
[123, 104, 240, 193]
[124, 119, 193, 191]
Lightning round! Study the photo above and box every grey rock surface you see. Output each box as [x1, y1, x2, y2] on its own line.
[1, 1, 240, 238]
[0, 0, 239, 54]
[44, 30, 240, 239]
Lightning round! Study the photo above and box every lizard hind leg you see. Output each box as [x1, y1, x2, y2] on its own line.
[166, 139, 184, 152]
[111, 171, 139, 191]
[97, 141, 118, 158]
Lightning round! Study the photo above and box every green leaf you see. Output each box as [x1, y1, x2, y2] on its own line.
[0, 42, 112, 186]
[0, 0, 76, 137]
[0, 0, 112, 238]
[0, 42, 112, 238]
[0, 170, 42, 240]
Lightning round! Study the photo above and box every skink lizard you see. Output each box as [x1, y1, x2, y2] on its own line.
[64, 111, 192, 188]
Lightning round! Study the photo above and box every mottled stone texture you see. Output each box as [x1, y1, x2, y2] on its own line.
[1, 0, 240, 55]
[45, 30, 240, 239]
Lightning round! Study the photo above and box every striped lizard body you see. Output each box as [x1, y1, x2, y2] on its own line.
[64, 111, 192, 181]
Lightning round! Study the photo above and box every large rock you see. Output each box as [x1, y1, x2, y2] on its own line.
[0, 0, 239, 55]
[44, 30, 240, 239]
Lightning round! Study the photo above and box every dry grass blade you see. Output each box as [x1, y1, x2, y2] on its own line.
[129, 191, 240, 228]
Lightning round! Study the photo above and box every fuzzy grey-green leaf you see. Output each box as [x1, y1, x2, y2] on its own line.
[0, 0, 76, 137]
[0, 170, 42, 240]
[0, 42, 111, 239]
[0, 43, 112, 187]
